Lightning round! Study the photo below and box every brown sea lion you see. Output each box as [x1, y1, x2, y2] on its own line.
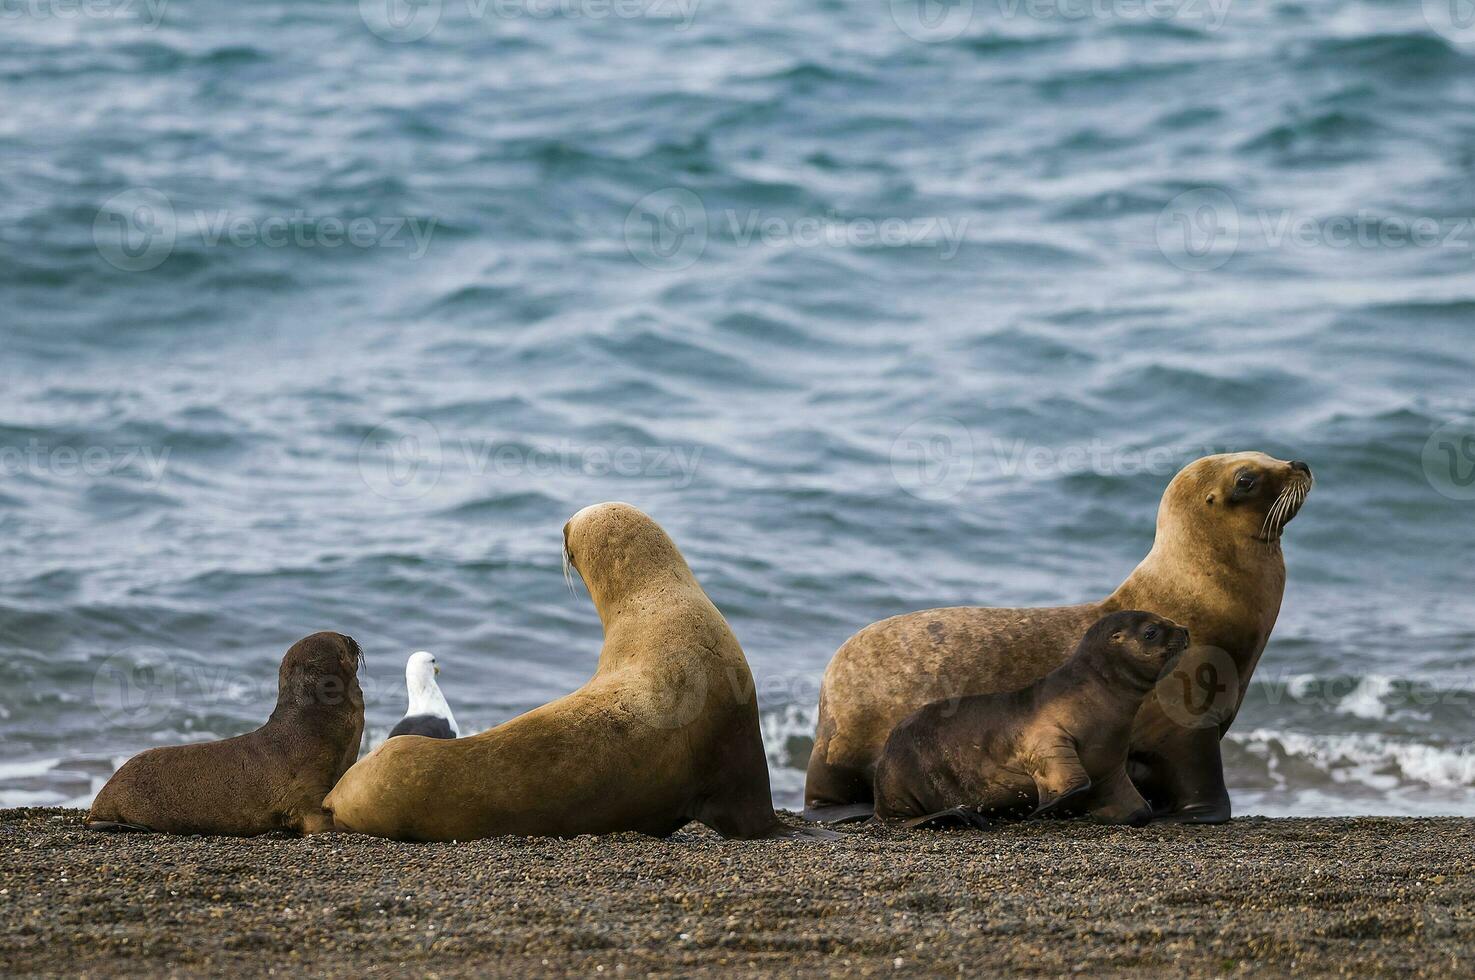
[86, 632, 365, 836]
[873, 611, 1189, 828]
[807, 452, 1313, 824]
[325, 503, 824, 841]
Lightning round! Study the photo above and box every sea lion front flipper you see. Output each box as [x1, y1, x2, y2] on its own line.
[1084, 767, 1152, 826]
[802, 803, 876, 825]
[1028, 737, 1092, 818]
[295, 808, 338, 835]
[902, 806, 992, 830]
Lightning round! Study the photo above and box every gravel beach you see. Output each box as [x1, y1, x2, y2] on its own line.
[3, 808, 1471, 977]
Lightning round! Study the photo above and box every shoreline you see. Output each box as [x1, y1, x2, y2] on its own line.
[4, 808, 1472, 976]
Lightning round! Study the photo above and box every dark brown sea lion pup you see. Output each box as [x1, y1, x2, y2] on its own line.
[874, 611, 1189, 828]
[87, 632, 365, 836]
[807, 452, 1313, 824]
[325, 503, 828, 841]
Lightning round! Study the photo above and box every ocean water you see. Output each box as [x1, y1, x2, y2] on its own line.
[3, 0, 1475, 818]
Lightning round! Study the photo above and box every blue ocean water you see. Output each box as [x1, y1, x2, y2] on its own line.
[3, 0, 1475, 816]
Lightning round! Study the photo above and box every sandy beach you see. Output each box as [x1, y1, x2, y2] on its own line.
[2, 808, 1471, 977]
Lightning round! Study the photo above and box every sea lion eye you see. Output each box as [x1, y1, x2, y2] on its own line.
[1143, 626, 1159, 642]
[1235, 473, 1257, 491]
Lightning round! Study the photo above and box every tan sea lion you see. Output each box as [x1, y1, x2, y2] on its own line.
[807, 452, 1313, 824]
[874, 611, 1189, 828]
[325, 502, 822, 841]
[86, 632, 365, 836]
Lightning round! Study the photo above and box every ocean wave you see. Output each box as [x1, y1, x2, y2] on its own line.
[1231, 729, 1475, 792]
[1292, 33, 1464, 82]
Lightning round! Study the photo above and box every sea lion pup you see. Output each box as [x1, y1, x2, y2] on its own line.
[326, 503, 826, 841]
[807, 452, 1313, 825]
[387, 651, 459, 739]
[873, 611, 1189, 829]
[86, 632, 365, 836]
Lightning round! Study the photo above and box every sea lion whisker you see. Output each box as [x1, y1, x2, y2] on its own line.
[562, 544, 578, 597]
[1271, 491, 1292, 534]
[1260, 490, 1289, 541]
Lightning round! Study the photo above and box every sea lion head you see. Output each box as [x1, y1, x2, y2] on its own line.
[1089, 610, 1191, 687]
[1159, 452, 1314, 549]
[563, 502, 693, 614]
[276, 631, 365, 712]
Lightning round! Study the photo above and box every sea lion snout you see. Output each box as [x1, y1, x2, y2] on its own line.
[1289, 459, 1311, 476]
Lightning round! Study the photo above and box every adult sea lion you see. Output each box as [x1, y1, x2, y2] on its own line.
[326, 503, 819, 841]
[807, 452, 1313, 824]
[87, 632, 365, 836]
[874, 611, 1189, 828]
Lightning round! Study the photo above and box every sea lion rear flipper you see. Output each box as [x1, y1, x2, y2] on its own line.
[802, 803, 876, 825]
[902, 806, 992, 830]
[757, 824, 843, 842]
[1085, 767, 1153, 826]
[85, 819, 151, 833]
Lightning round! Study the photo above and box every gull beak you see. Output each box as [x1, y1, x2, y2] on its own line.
[434, 665, 441, 675]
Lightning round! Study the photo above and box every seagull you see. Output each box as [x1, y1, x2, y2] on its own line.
[387, 651, 460, 740]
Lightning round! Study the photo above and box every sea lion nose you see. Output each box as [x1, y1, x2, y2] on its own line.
[1289, 459, 1311, 475]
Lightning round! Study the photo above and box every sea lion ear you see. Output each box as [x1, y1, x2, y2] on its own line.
[1205, 493, 1215, 505]
[1110, 630, 1125, 644]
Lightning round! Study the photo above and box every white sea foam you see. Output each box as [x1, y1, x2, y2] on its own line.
[1335, 675, 1397, 720]
[1232, 729, 1475, 790]
[0, 757, 66, 781]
